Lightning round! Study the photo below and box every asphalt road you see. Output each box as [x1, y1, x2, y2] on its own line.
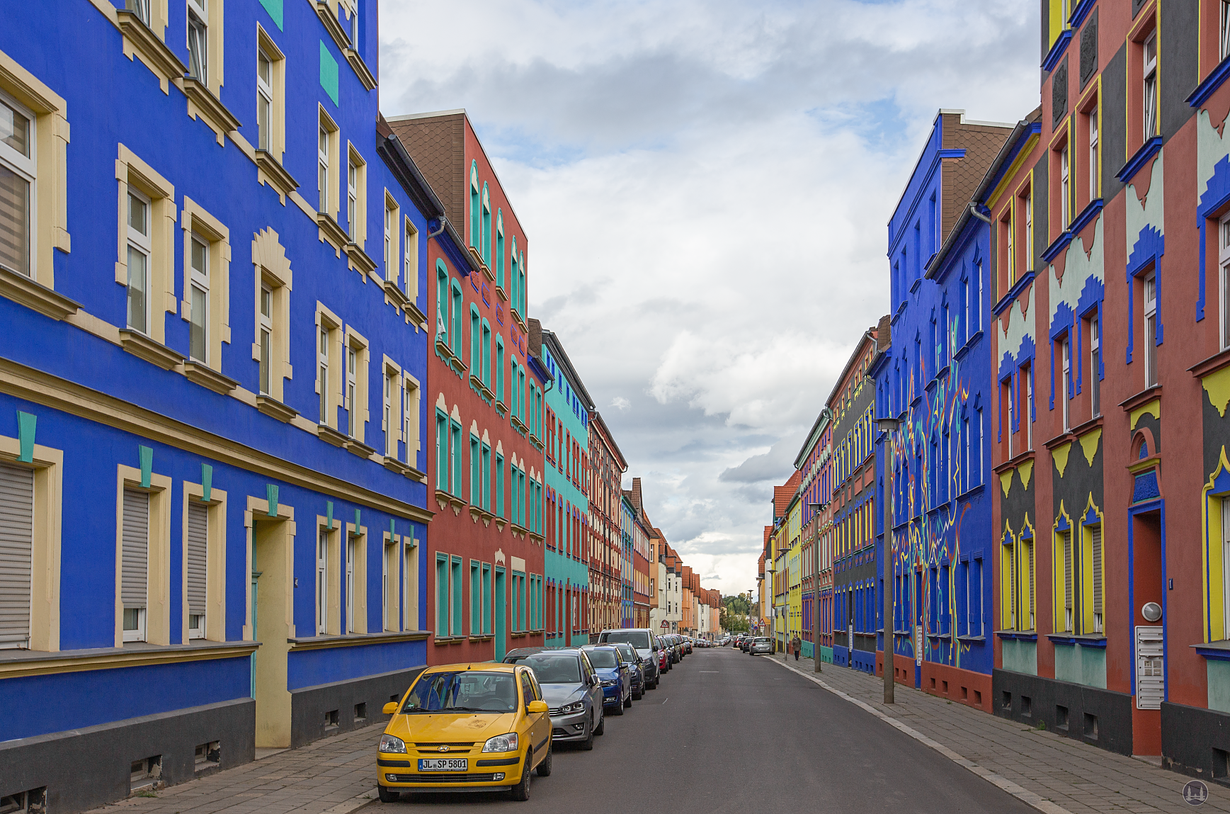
[384, 646, 1037, 812]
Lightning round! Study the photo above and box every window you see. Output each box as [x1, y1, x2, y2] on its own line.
[1022, 191, 1032, 273]
[384, 536, 398, 631]
[256, 48, 273, 152]
[0, 461, 34, 648]
[470, 561, 481, 636]
[187, 0, 208, 81]
[346, 343, 358, 437]
[1144, 272, 1158, 387]
[1088, 107, 1099, 201]
[470, 305, 481, 373]
[318, 120, 330, 214]
[346, 534, 356, 633]
[495, 454, 504, 518]
[185, 501, 207, 639]
[481, 184, 491, 264]
[126, 0, 151, 25]
[346, 147, 366, 244]
[1004, 376, 1015, 460]
[318, 320, 332, 424]
[435, 553, 448, 637]
[451, 556, 463, 637]
[1001, 209, 1014, 289]
[450, 420, 462, 496]
[1221, 214, 1230, 351]
[188, 234, 209, 363]
[481, 321, 491, 386]
[1143, 31, 1158, 140]
[481, 443, 491, 511]
[403, 378, 419, 466]
[435, 411, 448, 492]
[404, 219, 418, 300]
[436, 261, 449, 341]
[258, 283, 272, 395]
[1089, 524, 1103, 634]
[0, 92, 34, 278]
[126, 189, 151, 334]
[495, 211, 505, 289]
[451, 281, 463, 359]
[482, 563, 492, 635]
[403, 537, 417, 631]
[496, 335, 505, 404]
[1023, 364, 1033, 450]
[1060, 144, 1070, 226]
[469, 162, 480, 250]
[469, 434, 480, 505]
[1223, 0, 1230, 62]
[1060, 528, 1074, 632]
[316, 528, 329, 634]
[1059, 336, 1070, 432]
[340, 0, 359, 46]
[121, 487, 149, 642]
[383, 367, 396, 457]
[1089, 315, 1101, 416]
[383, 195, 398, 282]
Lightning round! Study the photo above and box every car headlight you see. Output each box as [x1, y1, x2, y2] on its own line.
[602, 679, 618, 687]
[482, 733, 519, 753]
[379, 734, 407, 754]
[560, 701, 585, 714]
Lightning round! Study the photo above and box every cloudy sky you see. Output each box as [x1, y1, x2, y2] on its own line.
[378, 0, 1041, 598]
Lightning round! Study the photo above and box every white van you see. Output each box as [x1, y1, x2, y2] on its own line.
[597, 628, 661, 689]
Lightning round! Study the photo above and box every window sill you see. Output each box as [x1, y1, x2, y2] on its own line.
[0, 638, 259, 679]
[182, 77, 240, 145]
[1117, 136, 1163, 185]
[0, 264, 80, 321]
[382, 455, 412, 476]
[955, 635, 986, 643]
[317, 423, 348, 447]
[116, 9, 186, 94]
[954, 330, 984, 362]
[1190, 347, 1230, 379]
[343, 48, 376, 92]
[344, 242, 378, 277]
[995, 630, 1038, 641]
[404, 301, 427, 329]
[316, 212, 349, 252]
[1047, 633, 1107, 647]
[256, 395, 298, 423]
[992, 270, 1036, 316]
[992, 449, 1036, 475]
[255, 150, 299, 202]
[1118, 384, 1162, 414]
[1194, 640, 1230, 661]
[290, 630, 430, 651]
[432, 636, 466, 646]
[119, 329, 184, 370]
[182, 361, 238, 395]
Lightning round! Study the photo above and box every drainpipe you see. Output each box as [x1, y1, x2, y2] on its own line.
[426, 217, 447, 239]
[968, 202, 992, 224]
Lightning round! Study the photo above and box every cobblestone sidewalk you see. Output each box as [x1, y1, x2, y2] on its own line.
[89, 725, 381, 814]
[770, 652, 1226, 814]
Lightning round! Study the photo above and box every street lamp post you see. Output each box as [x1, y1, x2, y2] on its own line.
[877, 416, 899, 704]
[808, 502, 828, 673]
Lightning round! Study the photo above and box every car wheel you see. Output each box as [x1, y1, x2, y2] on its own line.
[624, 692, 633, 708]
[581, 717, 595, 750]
[536, 741, 553, 777]
[595, 708, 606, 734]
[633, 686, 643, 700]
[611, 698, 624, 715]
[510, 755, 532, 801]
[377, 785, 399, 803]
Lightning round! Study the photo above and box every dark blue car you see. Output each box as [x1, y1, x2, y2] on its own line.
[581, 645, 631, 715]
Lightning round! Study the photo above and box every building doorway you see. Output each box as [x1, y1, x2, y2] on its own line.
[251, 511, 293, 749]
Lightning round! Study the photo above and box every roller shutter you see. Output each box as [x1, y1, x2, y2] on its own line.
[0, 461, 34, 648]
[186, 501, 208, 625]
[121, 487, 149, 610]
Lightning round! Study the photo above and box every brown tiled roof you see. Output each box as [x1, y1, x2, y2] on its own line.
[387, 113, 466, 228]
[773, 471, 801, 519]
[939, 113, 1014, 243]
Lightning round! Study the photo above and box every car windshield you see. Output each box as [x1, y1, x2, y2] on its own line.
[602, 631, 649, 649]
[586, 649, 618, 668]
[524, 655, 581, 684]
[614, 644, 636, 662]
[402, 671, 517, 713]
[754, 638, 770, 643]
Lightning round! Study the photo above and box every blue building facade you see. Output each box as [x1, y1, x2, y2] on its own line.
[0, 1, 435, 808]
[534, 322, 591, 647]
[874, 111, 1012, 709]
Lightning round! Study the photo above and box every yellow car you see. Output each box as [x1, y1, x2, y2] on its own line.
[377, 662, 552, 802]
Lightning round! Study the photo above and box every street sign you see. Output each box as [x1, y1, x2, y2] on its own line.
[660, 620, 668, 629]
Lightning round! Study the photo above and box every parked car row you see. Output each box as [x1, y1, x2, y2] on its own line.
[731, 633, 773, 655]
[375, 628, 697, 803]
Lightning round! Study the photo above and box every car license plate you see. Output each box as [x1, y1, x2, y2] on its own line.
[418, 758, 468, 772]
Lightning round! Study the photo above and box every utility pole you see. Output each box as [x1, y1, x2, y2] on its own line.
[877, 416, 900, 704]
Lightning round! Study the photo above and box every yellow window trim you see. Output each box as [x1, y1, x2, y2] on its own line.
[0, 436, 63, 652]
[114, 465, 173, 648]
[345, 521, 368, 635]
[181, 197, 232, 368]
[252, 227, 294, 401]
[181, 481, 227, 643]
[115, 144, 176, 343]
[316, 515, 342, 636]
[344, 325, 371, 442]
[256, 24, 287, 164]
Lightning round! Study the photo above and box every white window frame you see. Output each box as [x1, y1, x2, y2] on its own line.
[1060, 335, 1070, 432]
[1062, 529, 1074, 633]
[1090, 316, 1101, 416]
[188, 232, 210, 364]
[1024, 365, 1034, 451]
[384, 201, 393, 280]
[318, 323, 330, 423]
[1143, 31, 1158, 140]
[1088, 107, 1099, 201]
[257, 47, 273, 153]
[383, 367, 395, 457]
[0, 90, 35, 279]
[318, 121, 330, 215]
[1222, 0, 1230, 62]
[126, 0, 151, 25]
[1023, 192, 1032, 274]
[1060, 144, 1070, 226]
[347, 157, 358, 241]
[187, 0, 208, 82]
[126, 189, 152, 334]
[259, 283, 273, 396]
[317, 528, 329, 634]
[1221, 214, 1230, 351]
[1144, 272, 1158, 387]
[346, 535, 356, 634]
[346, 344, 358, 438]
[404, 219, 418, 300]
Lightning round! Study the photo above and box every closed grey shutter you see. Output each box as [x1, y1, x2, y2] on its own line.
[186, 502, 208, 618]
[0, 461, 34, 647]
[122, 488, 149, 609]
[1091, 526, 1103, 616]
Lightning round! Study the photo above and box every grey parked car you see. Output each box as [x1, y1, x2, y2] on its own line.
[519, 649, 605, 750]
[596, 628, 660, 689]
[749, 636, 773, 655]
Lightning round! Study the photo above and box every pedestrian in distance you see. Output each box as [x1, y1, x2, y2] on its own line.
[793, 636, 801, 661]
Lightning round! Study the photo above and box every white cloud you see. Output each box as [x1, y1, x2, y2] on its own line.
[378, 0, 1040, 597]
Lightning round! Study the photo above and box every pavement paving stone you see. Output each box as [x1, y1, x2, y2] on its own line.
[773, 653, 1226, 814]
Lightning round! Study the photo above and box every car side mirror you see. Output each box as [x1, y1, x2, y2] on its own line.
[590, 675, 600, 687]
[527, 700, 548, 714]
[382, 702, 400, 715]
